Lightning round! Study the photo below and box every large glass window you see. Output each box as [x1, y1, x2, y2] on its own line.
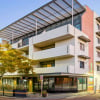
[78, 78, 83, 90]
[40, 60, 55, 67]
[83, 78, 87, 90]
[3, 79, 13, 87]
[48, 78, 55, 89]
[78, 77, 87, 91]
[75, 24, 81, 30]
[43, 78, 49, 90]
[55, 78, 63, 88]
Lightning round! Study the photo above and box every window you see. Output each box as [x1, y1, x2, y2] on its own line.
[97, 24, 100, 30]
[97, 65, 100, 71]
[97, 52, 100, 57]
[40, 60, 55, 67]
[22, 38, 29, 46]
[80, 43, 85, 51]
[97, 38, 100, 44]
[75, 24, 81, 30]
[80, 61, 84, 68]
[18, 42, 22, 48]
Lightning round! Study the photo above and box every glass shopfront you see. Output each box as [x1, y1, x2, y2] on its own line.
[3, 78, 13, 86]
[55, 77, 77, 90]
[33, 76, 79, 92]
[77, 77, 87, 91]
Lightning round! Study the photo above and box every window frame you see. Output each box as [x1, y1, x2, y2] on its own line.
[80, 43, 85, 51]
[80, 61, 85, 69]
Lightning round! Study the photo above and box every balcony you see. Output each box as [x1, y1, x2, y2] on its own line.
[33, 24, 74, 47]
[12, 40, 29, 51]
[78, 50, 90, 59]
[96, 31, 100, 37]
[33, 45, 74, 61]
[34, 65, 74, 74]
[78, 32, 90, 42]
[96, 17, 100, 23]
[96, 56, 100, 63]
[96, 41, 100, 50]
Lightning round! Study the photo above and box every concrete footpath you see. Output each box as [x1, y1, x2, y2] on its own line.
[26, 91, 94, 100]
[0, 91, 95, 100]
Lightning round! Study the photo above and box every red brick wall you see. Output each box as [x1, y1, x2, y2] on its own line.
[82, 6, 94, 73]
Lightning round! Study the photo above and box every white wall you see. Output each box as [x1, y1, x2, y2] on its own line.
[93, 12, 100, 91]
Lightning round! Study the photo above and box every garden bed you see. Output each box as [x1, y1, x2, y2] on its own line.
[13, 89, 27, 97]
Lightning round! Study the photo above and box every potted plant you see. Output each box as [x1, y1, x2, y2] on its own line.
[13, 85, 27, 97]
[4, 84, 13, 97]
[42, 90, 47, 97]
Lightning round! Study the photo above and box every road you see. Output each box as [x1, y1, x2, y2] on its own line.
[0, 94, 100, 100]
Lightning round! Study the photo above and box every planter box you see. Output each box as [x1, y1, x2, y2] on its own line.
[13, 90, 27, 97]
[4, 90, 13, 97]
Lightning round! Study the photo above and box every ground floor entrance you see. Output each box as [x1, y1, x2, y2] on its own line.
[33, 76, 87, 92]
[0, 75, 93, 93]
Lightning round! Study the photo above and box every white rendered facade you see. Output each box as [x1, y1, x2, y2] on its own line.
[94, 12, 100, 91]
[12, 24, 90, 76]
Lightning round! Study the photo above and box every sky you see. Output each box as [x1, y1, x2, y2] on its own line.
[0, 0, 100, 42]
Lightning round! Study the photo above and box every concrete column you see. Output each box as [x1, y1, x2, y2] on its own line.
[29, 79, 33, 92]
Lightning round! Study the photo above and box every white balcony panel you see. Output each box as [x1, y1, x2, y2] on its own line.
[96, 57, 100, 63]
[33, 24, 74, 47]
[78, 50, 89, 59]
[78, 32, 90, 42]
[34, 66, 74, 74]
[96, 39, 100, 49]
[33, 45, 74, 61]
[12, 43, 29, 51]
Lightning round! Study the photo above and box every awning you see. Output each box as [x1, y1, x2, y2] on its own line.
[0, 0, 85, 40]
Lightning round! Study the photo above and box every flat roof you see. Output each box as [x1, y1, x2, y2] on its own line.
[0, 0, 85, 40]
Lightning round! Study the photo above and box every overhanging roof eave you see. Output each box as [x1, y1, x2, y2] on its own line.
[0, 0, 85, 40]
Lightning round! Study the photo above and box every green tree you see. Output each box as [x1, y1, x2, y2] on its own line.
[0, 43, 35, 80]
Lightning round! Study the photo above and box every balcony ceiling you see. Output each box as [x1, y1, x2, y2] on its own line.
[78, 55, 90, 59]
[96, 17, 100, 23]
[96, 31, 100, 36]
[0, 0, 85, 40]
[78, 36, 90, 42]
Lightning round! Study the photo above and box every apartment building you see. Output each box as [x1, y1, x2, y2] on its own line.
[0, 0, 96, 92]
[94, 13, 100, 92]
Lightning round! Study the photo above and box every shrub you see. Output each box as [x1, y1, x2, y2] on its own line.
[42, 90, 47, 97]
